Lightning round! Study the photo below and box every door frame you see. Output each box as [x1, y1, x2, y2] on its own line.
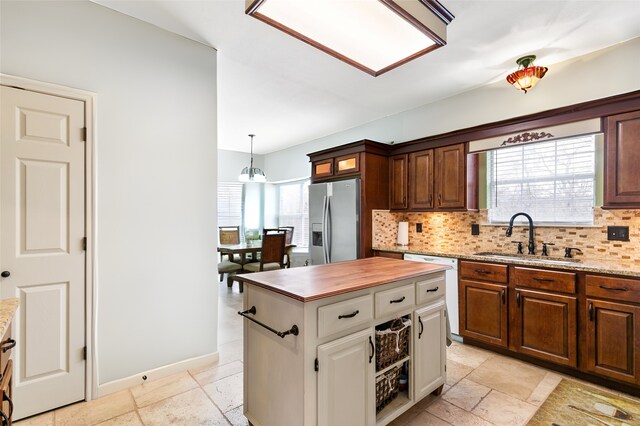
[0, 74, 98, 401]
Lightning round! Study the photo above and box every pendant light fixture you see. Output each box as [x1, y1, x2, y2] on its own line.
[239, 134, 266, 183]
[506, 55, 548, 94]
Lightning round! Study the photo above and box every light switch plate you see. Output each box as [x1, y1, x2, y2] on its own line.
[416, 223, 423, 233]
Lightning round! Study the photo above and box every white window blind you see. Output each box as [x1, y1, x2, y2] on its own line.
[488, 135, 595, 224]
[217, 182, 244, 230]
[278, 180, 310, 248]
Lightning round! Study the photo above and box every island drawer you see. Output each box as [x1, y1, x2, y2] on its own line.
[586, 275, 640, 303]
[375, 284, 415, 318]
[460, 261, 507, 283]
[512, 267, 576, 293]
[318, 295, 373, 339]
[416, 272, 445, 305]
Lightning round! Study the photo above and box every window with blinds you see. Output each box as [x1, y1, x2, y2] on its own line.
[487, 135, 596, 224]
[278, 180, 310, 249]
[217, 182, 244, 232]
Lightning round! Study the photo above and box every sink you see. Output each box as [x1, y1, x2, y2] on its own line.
[474, 252, 581, 266]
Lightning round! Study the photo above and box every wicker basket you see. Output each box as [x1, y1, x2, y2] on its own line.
[375, 318, 411, 371]
[376, 365, 401, 413]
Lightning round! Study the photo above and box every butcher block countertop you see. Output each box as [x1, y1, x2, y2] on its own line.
[235, 257, 448, 302]
[0, 298, 19, 338]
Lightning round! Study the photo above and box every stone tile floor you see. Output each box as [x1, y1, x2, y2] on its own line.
[16, 282, 640, 425]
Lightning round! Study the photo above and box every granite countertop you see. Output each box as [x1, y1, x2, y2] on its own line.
[373, 245, 640, 279]
[0, 299, 19, 338]
[236, 257, 448, 302]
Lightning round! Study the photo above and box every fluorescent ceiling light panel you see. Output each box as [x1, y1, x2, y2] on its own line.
[246, 0, 453, 76]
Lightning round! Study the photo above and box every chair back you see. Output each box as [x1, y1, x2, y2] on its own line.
[260, 231, 286, 270]
[219, 226, 240, 245]
[278, 226, 294, 245]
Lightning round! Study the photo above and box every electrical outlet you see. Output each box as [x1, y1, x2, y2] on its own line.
[471, 224, 480, 236]
[607, 226, 629, 241]
[416, 223, 423, 233]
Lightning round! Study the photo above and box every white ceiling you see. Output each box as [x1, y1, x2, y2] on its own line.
[94, 0, 640, 155]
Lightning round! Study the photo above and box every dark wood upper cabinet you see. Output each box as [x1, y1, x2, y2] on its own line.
[308, 140, 390, 258]
[435, 143, 466, 209]
[604, 110, 640, 208]
[391, 143, 475, 211]
[408, 150, 434, 209]
[389, 154, 408, 209]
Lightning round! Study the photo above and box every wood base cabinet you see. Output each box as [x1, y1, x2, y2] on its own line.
[511, 289, 577, 367]
[243, 271, 447, 426]
[414, 301, 446, 401]
[460, 260, 640, 392]
[586, 299, 640, 385]
[318, 329, 375, 426]
[459, 280, 508, 348]
[0, 322, 14, 425]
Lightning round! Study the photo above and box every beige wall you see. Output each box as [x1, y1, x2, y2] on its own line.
[264, 37, 640, 182]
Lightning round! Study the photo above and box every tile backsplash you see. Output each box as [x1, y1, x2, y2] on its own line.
[372, 208, 640, 266]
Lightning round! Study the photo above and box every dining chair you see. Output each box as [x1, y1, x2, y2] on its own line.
[219, 226, 241, 245]
[218, 225, 243, 286]
[278, 226, 294, 268]
[243, 230, 286, 274]
[278, 226, 294, 244]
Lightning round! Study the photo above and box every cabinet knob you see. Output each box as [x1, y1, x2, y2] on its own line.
[0, 271, 9, 278]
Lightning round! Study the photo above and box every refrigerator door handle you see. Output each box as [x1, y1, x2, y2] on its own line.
[324, 196, 332, 263]
[322, 196, 330, 263]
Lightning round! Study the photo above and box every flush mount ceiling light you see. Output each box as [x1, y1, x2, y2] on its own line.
[506, 55, 548, 94]
[245, 0, 454, 77]
[239, 134, 267, 183]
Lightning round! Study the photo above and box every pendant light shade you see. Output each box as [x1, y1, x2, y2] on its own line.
[239, 134, 266, 183]
[506, 55, 548, 94]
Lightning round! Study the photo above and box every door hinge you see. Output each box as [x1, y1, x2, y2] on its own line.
[83, 237, 87, 251]
[81, 127, 87, 142]
[83, 346, 87, 360]
[314, 358, 319, 372]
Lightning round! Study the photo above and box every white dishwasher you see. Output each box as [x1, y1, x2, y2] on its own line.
[404, 254, 459, 336]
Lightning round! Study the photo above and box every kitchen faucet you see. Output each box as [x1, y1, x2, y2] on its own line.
[505, 212, 536, 255]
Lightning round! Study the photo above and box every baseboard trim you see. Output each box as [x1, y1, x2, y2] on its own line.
[96, 351, 219, 398]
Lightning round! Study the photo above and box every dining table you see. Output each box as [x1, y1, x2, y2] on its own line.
[218, 241, 296, 269]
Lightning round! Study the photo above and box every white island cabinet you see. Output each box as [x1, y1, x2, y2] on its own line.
[237, 257, 448, 426]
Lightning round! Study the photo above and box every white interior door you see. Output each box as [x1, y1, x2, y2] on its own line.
[0, 86, 86, 419]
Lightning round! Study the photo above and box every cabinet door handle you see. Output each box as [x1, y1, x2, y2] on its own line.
[599, 285, 628, 292]
[516, 291, 521, 307]
[428, 194, 432, 205]
[338, 310, 359, 319]
[426, 287, 439, 293]
[501, 289, 505, 304]
[389, 296, 406, 304]
[533, 277, 554, 283]
[438, 194, 442, 206]
[1, 339, 15, 353]
[589, 302, 593, 321]
[2, 390, 12, 419]
[418, 316, 424, 339]
[475, 269, 491, 275]
[369, 336, 374, 364]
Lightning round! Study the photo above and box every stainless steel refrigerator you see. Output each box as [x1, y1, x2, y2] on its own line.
[309, 178, 360, 265]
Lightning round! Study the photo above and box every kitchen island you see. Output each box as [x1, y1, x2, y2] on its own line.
[236, 257, 449, 426]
